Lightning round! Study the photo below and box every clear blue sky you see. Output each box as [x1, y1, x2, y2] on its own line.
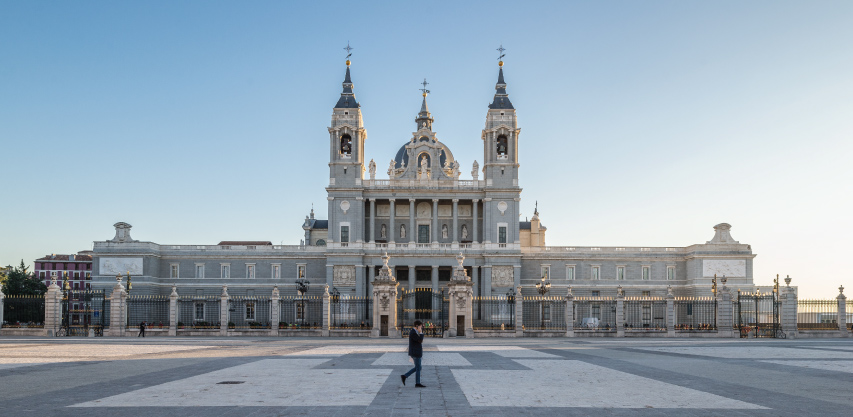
[1, 1, 851, 298]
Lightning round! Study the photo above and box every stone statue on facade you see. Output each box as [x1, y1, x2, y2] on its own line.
[400, 224, 406, 239]
[380, 224, 387, 239]
[442, 224, 448, 239]
[472, 160, 479, 180]
[368, 159, 376, 179]
[461, 224, 468, 240]
[388, 160, 396, 177]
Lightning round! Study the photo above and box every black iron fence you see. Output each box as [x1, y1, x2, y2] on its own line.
[2, 295, 45, 328]
[280, 296, 323, 329]
[177, 296, 221, 329]
[230, 297, 272, 329]
[330, 296, 372, 329]
[472, 296, 515, 330]
[522, 296, 566, 331]
[623, 298, 666, 331]
[127, 295, 170, 329]
[574, 298, 617, 332]
[675, 297, 717, 331]
[797, 299, 838, 330]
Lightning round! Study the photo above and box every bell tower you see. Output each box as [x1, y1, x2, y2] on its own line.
[328, 53, 367, 188]
[482, 53, 520, 188]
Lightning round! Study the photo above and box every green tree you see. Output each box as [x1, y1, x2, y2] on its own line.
[0, 260, 47, 296]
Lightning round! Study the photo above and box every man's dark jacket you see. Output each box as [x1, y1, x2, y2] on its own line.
[408, 328, 425, 358]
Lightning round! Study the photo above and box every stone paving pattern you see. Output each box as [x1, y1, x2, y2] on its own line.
[0, 337, 851, 416]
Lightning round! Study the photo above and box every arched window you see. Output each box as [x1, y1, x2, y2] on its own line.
[340, 134, 352, 155]
[496, 135, 508, 156]
[315, 239, 327, 246]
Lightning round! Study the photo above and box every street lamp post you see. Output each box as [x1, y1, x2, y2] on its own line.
[295, 278, 310, 327]
[535, 275, 551, 329]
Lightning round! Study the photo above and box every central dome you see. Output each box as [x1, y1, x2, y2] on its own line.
[393, 137, 451, 169]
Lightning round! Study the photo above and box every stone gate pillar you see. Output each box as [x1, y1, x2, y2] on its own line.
[322, 285, 330, 337]
[666, 286, 675, 337]
[716, 279, 735, 338]
[565, 287, 574, 337]
[270, 286, 280, 336]
[45, 278, 63, 337]
[616, 286, 625, 337]
[0, 283, 5, 327]
[515, 286, 523, 337]
[447, 253, 474, 338]
[168, 285, 178, 336]
[371, 253, 399, 338]
[220, 285, 229, 336]
[780, 277, 798, 339]
[837, 286, 848, 337]
[108, 275, 127, 337]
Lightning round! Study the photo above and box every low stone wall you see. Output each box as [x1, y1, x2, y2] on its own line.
[0, 327, 47, 337]
[572, 330, 618, 337]
[522, 330, 565, 338]
[796, 330, 849, 338]
[329, 329, 370, 337]
[673, 331, 724, 338]
[473, 330, 517, 337]
[624, 330, 669, 338]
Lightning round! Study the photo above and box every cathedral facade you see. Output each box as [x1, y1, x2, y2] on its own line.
[91, 59, 757, 299]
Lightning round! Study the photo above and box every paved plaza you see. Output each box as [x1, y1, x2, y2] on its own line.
[0, 337, 851, 416]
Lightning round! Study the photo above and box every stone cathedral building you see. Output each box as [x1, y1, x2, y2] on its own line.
[91, 58, 757, 298]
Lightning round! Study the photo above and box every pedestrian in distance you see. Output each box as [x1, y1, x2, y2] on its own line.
[138, 321, 146, 337]
[401, 320, 426, 388]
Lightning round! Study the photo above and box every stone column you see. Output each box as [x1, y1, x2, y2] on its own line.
[616, 286, 625, 337]
[837, 286, 848, 337]
[220, 285, 229, 336]
[483, 266, 492, 297]
[666, 286, 675, 337]
[409, 199, 416, 244]
[322, 285, 330, 337]
[369, 199, 376, 243]
[168, 285, 178, 336]
[513, 266, 521, 290]
[472, 199, 479, 244]
[270, 286, 280, 336]
[0, 284, 4, 327]
[389, 199, 396, 245]
[371, 253, 400, 338]
[431, 199, 439, 244]
[513, 198, 521, 244]
[716, 283, 735, 338]
[452, 199, 459, 245]
[355, 266, 365, 297]
[368, 265, 376, 295]
[432, 265, 439, 322]
[108, 276, 127, 337]
[565, 287, 574, 337]
[472, 266, 479, 297]
[515, 286, 524, 337]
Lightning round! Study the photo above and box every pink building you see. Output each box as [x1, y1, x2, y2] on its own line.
[34, 252, 93, 290]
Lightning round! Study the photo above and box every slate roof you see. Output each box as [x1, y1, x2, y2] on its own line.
[35, 254, 93, 262]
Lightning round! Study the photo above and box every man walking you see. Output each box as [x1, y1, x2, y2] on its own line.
[138, 321, 146, 337]
[401, 320, 426, 388]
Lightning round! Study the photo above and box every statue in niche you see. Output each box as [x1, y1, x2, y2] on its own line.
[368, 159, 376, 179]
[380, 224, 387, 239]
[442, 224, 448, 239]
[472, 160, 479, 180]
[400, 224, 406, 239]
[420, 155, 429, 170]
[461, 224, 468, 240]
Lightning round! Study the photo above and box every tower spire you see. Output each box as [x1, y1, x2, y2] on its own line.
[489, 45, 514, 110]
[415, 78, 434, 131]
[335, 43, 359, 109]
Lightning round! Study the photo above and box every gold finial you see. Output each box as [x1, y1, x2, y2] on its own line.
[346, 59, 351, 66]
[499, 61, 503, 67]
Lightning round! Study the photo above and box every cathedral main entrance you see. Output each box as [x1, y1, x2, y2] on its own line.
[397, 288, 447, 337]
[417, 225, 429, 244]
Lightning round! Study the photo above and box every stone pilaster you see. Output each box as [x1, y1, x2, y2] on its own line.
[409, 199, 416, 244]
[369, 199, 376, 243]
[431, 199, 439, 245]
[220, 285, 229, 336]
[270, 286, 280, 336]
[472, 199, 479, 244]
[108, 276, 127, 337]
[0, 283, 4, 326]
[389, 199, 396, 244]
[452, 199, 459, 245]
[837, 286, 848, 337]
[371, 253, 400, 338]
[616, 286, 625, 337]
[168, 285, 178, 336]
[666, 286, 675, 337]
[515, 286, 523, 337]
[322, 285, 330, 336]
[716, 282, 735, 338]
[565, 287, 574, 337]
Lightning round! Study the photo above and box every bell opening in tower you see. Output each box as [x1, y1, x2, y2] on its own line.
[340, 134, 352, 155]
[496, 135, 508, 157]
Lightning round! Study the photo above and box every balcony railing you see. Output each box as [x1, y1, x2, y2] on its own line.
[363, 179, 485, 189]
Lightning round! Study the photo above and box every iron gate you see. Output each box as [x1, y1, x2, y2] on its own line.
[60, 290, 107, 337]
[398, 288, 447, 337]
[737, 291, 782, 338]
